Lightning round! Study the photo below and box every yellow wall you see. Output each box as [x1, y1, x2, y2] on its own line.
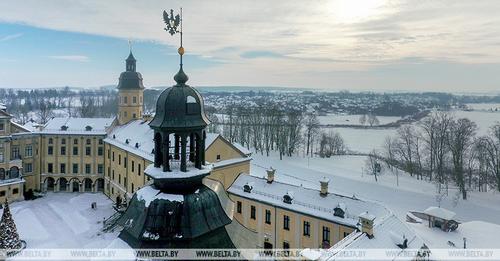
[230, 194, 355, 249]
[118, 89, 143, 125]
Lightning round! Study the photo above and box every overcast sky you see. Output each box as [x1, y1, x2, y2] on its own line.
[1, 0, 500, 92]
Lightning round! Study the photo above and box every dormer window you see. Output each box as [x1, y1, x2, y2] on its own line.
[283, 191, 294, 204]
[60, 125, 68, 131]
[135, 143, 140, 148]
[333, 203, 346, 218]
[125, 139, 130, 144]
[85, 125, 93, 131]
[243, 182, 253, 193]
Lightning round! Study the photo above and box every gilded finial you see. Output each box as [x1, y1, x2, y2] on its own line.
[163, 7, 187, 86]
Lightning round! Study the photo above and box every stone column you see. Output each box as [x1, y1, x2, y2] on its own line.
[180, 134, 187, 172]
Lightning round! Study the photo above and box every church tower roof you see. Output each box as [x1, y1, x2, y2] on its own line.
[117, 50, 144, 90]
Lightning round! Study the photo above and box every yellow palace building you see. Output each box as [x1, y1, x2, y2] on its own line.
[0, 51, 425, 257]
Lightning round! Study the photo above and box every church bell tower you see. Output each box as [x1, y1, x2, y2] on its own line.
[117, 50, 145, 125]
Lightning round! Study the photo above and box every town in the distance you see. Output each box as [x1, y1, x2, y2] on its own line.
[1, 3, 500, 261]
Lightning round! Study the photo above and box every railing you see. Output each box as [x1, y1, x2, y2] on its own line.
[232, 185, 357, 220]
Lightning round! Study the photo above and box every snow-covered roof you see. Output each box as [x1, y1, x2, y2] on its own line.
[303, 214, 425, 261]
[22, 120, 42, 132]
[40, 117, 114, 135]
[233, 142, 251, 156]
[228, 174, 391, 228]
[104, 119, 239, 163]
[0, 103, 6, 110]
[136, 185, 184, 207]
[424, 206, 456, 220]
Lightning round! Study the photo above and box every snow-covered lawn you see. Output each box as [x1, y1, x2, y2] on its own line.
[7, 193, 122, 249]
[318, 114, 402, 126]
[452, 110, 500, 135]
[251, 153, 500, 225]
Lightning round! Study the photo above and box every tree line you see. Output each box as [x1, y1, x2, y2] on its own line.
[379, 111, 500, 198]
[208, 103, 347, 160]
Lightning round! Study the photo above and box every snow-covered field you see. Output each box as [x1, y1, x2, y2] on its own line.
[465, 103, 500, 111]
[6, 193, 125, 249]
[251, 153, 500, 225]
[317, 114, 402, 126]
[334, 128, 396, 153]
[453, 110, 500, 135]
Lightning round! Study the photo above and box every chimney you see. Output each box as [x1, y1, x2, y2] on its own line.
[266, 167, 275, 184]
[320, 177, 330, 196]
[359, 212, 376, 238]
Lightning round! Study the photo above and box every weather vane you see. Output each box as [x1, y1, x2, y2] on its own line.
[163, 8, 184, 64]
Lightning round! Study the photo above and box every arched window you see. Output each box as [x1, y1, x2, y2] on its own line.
[186, 96, 196, 103]
[0, 168, 5, 180]
[10, 166, 19, 179]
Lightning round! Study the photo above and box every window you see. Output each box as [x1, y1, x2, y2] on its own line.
[250, 205, 256, 220]
[0, 150, 4, 163]
[85, 164, 91, 174]
[133, 113, 137, 118]
[133, 96, 137, 104]
[265, 210, 271, 224]
[322, 226, 331, 244]
[60, 163, 66, 174]
[237, 201, 242, 214]
[98, 164, 103, 174]
[283, 241, 290, 250]
[85, 147, 91, 156]
[124, 96, 128, 104]
[47, 146, 53, 155]
[73, 164, 78, 174]
[97, 147, 103, 156]
[86, 139, 91, 145]
[119, 174, 121, 184]
[11, 146, 20, 159]
[24, 163, 33, 173]
[61, 138, 66, 145]
[73, 139, 78, 145]
[124, 157, 127, 168]
[107, 149, 110, 159]
[303, 221, 311, 236]
[118, 155, 121, 165]
[112, 152, 115, 161]
[48, 138, 53, 144]
[112, 170, 115, 179]
[343, 232, 349, 238]
[25, 145, 33, 157]
[60, 146, 66, 155]
[73, 147, 78, 155]
[138, 164, 141, 176]
[98, 139, 103, 145]
[13, 188, 19, 194]
[0, 123, 4, 131]
[48, 163, 53, 173]
[216, 154, 221, 160]
[283, 215, 290, 230]
[132, 161, 135, 172]
[131, 183, 134, 192]
[0, 191, 5, 197]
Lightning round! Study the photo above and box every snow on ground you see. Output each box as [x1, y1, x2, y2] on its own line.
[7, 193, 126, 249]
[409, 221, 500, 249]
[317, 114, 402, 126]
[251, 153, 500, 225]
[452, 110, 500, 135]
[465, 103, 500, 111]
[333, 128, 396, 153]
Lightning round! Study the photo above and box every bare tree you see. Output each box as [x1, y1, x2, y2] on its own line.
[365, 150, 381, 182]
[367, 113, 380, 127]
[359, 114, 367, 126]
[447, 118, 477, 199]
[36, 101, 54, 124]
[304, 113, 320, 156]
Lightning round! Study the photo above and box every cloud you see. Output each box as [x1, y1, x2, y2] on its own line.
[48, 55, 90, 62]
[0, 33, 23, 42]
[240, 51, 283, 59]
